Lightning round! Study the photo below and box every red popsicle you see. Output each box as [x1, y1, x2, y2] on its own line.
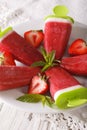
[45, 66, 87, 109]
[44, 19, 72, 59]
[0, 66, 40, 91]
[44, 5, 73, 59]
[60, 54, 87, 76]
[0, 27, 43, 65]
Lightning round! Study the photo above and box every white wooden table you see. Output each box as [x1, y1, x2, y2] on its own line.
[0, 0, 87, 130]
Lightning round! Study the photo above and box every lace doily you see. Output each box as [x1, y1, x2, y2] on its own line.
[0, 2, 87, 130]
[0, 2, 29, 29]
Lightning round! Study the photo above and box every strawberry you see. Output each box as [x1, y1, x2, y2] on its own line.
[68, 39, 87, 55]
[0, 51, 16, 65]
[24, 30, 44, 48]
[28, 74, 48, 94]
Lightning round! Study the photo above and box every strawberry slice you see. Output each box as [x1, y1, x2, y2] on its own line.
[68, 39, 87, 55]
[24, 30, 44, 48]
[0, 51, 16, 65]
[28, 74, 48, 94]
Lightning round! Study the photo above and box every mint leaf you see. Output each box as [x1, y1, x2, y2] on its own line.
[45, 96, 54, 107]
[41, 64, 51, 72]
[31, 47, 58, 72]
[17, 94, 44, 103]
[17, 94, 57, 109]
[40, 47, 47, 62]
[45, 96, 57, 108]
[48, 50, 56, 63]
[41, 96, 46, 106]
[31, 61, 46, 67]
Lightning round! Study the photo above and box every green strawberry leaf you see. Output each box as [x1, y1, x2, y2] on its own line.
[53, 5, 69, 16]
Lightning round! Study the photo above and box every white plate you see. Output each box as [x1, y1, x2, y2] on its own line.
[0, 20, 87, 113]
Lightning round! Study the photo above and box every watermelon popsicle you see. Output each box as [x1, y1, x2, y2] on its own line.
[0, 66, 40, 91]
[0, 27, 43, 65]
[60, 54, 87, 76]
[45, 66, 87, 109]
[44, 5, 74, 59]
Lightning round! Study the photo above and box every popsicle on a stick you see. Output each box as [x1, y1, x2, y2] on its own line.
[0, 66, 40, 91]
[60, 54, 87, 76]
[45, 66, 87, 109]
[44, 5, 74, 59]
[0, 27, 43, 65]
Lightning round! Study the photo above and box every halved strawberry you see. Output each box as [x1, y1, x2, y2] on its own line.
[0, 51, 16, 65]
[28, 74, 48, 94]
[24, 30, 44, 48]
[68, 39, 87, 55]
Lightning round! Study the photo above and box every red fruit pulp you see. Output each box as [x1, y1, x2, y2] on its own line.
[44, 21, 72, 59]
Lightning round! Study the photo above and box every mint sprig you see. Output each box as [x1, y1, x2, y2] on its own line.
[31, 47, 58, 72]
[17, 94, 43, 103]
[17, 94, 57, 108]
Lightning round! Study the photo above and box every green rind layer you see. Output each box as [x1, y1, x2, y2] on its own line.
[55, 87, 87, 109]
[44, 15, 74, 24]
[0, 27, 13, 38]
[44, 5, 74, 23]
